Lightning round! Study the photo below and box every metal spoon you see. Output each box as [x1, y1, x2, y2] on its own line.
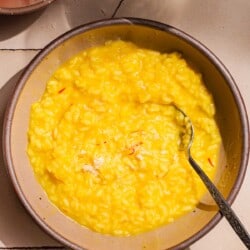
[172, 103, 250, 249]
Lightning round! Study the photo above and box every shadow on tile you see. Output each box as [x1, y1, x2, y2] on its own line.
[0, 9, 44, 42]
[63, 0, 117, 28]
[0, 70, 60, 247]
[0, 69, 21, 132]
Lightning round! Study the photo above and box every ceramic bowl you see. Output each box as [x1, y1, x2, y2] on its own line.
[0, 0, 54, 15]
[3, 18, 249, 250]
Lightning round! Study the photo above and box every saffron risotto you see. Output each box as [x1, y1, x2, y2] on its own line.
[27, 40, 221, 236]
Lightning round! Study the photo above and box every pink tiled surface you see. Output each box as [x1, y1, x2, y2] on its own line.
[0, 0, 249, 249]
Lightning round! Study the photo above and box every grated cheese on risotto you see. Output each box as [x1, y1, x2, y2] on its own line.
[27, 40, 221, 236]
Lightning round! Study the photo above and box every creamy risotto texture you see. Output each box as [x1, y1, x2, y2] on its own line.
[27, 40, 221, 236]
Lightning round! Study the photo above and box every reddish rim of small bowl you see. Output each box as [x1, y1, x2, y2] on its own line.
[0, 0, 55, 15]
[3, 18, 250, 250]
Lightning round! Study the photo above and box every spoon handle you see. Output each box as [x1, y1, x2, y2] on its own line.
[189, 156, 250, 249]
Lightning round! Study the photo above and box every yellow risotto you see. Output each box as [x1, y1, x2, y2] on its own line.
[27, 40, 221, 236]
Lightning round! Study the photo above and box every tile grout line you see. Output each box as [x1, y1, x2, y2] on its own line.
[111, 0, 125, 18]
[0, 247, 66, 249]
[0, 48, 42, 51]
[1, 0, 126, 52]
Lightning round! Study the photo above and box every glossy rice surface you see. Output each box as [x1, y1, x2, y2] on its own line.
[27, 40, 221, 236]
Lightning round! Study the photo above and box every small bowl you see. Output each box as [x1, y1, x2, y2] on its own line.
[0, 0, 55, 15]
[3, 18, 249, 250]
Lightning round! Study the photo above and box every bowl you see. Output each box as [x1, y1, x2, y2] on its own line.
[0, 0, 55, 15]
[3, 18, 249, 250]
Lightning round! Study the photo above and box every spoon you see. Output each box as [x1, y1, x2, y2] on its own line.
[172, 103, 250, 249]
